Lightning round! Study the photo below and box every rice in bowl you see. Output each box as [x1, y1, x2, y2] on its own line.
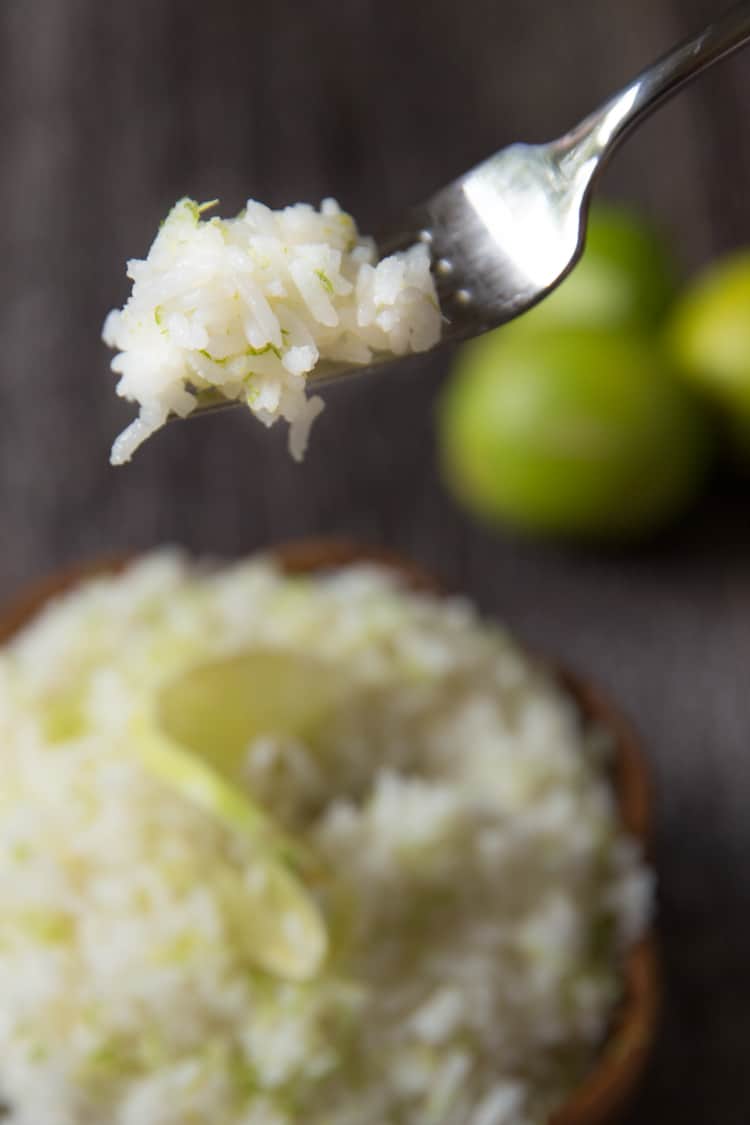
[0, 552, 653, 1125]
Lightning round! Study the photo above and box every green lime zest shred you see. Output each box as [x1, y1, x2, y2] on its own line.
[29, 1041, 48, 1064]
[199, 343, 281, 366]
[153, 932, 200, 966]
[315, 269, 334, 296]
[85, 1040, 123, 1077]
[228, 1052, 260, 1099]
[18, 909, 74, 946]
[154, 306, 169, 335]
[198, 348, 224, 365]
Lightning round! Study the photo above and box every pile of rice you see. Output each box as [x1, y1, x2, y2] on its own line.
[103, 199, 441, 465]
[0, 554, 652, 1125]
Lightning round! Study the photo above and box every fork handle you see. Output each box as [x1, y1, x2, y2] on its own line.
[557, 2, 750, 171]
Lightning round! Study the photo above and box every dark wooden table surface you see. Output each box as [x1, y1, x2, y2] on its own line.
[1, 2, 749, 1121]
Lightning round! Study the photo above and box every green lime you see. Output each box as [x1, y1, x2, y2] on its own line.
[130, 711, 304, 867]
[438, 328, 712, 541]
[667, 250, 750, 463]
[512, 205, 677, 336]
[131, 711, 328, 985]
[126, 646, 343, 982]
[130, 714, 328, 982]
[158, 647, 340, 778]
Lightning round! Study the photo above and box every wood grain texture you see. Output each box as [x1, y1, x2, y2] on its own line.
[0, 1, 748, 1121]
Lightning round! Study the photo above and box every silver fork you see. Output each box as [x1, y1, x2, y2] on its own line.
[192, 2, 750, 416]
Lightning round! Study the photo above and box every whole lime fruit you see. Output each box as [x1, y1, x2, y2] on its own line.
[668, 250, 750, 464]
[438, 328, 712, 541]
[512, 205, 678, 336]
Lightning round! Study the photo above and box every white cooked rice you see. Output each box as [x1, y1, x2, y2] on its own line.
[0, 554, 653, 1125]
[103, 199, 442, 465]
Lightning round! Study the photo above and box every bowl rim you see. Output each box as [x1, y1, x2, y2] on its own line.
[0, 538, 659, 1125]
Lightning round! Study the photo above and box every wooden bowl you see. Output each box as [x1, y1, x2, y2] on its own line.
[0, 539, 658, 1125]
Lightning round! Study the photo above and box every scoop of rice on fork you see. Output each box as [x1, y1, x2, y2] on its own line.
[103, 197, 441, 464]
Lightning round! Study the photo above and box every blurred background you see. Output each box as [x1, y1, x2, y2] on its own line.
[0, 0, 748, 1120]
